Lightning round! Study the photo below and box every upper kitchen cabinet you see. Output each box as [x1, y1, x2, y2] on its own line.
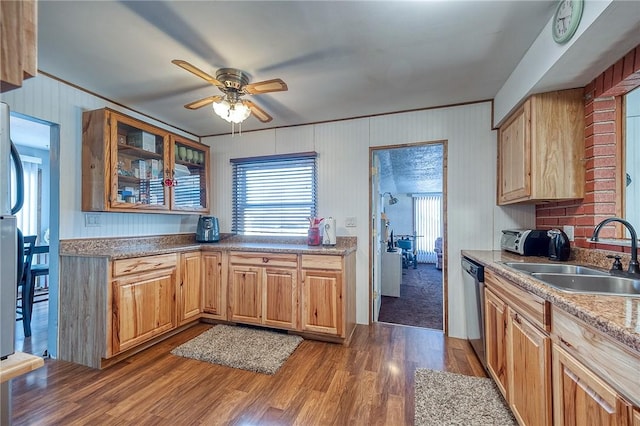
[82, 108, 210, 214]
[0, 0, 36, 92]
[498, 89, 585, 205]
[171, 135, 209, 213]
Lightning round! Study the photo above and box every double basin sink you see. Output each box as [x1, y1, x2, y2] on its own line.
[502, 262, 640, 297]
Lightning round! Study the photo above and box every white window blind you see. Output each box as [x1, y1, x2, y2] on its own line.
[11, 154, 41, 238]
[414, 193, 442, 263]
[231, 152, 317, 235]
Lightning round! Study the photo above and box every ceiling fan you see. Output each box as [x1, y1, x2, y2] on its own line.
[172, 59, 287, 123]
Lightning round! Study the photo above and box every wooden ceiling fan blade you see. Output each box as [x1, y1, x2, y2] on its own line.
[172, 59, 224, 88]
[185, 95, 223, 110]
[243, 100, 273, 123]
[244, 78, 288, 95]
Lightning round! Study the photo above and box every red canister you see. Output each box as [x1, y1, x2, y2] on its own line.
[307, 227, 321, 245]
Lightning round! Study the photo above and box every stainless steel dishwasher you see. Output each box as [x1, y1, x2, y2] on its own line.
[461, 256, 486, 369]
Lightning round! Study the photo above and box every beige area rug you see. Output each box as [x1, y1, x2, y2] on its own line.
[171, 325, 303, 375]
[414, 369, 516, 425]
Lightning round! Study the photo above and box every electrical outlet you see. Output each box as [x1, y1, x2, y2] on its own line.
[345, 217, 357, 228]
[85, 213, 101, 227]
[563, 225, 575, 241]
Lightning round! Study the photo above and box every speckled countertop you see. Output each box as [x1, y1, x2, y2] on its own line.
[462, 250, 640, 355]
[60, 233, 357, 259]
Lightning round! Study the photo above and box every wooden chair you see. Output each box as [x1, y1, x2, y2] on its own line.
[16, 234, 37, 337]
[30, 245, 49, 304]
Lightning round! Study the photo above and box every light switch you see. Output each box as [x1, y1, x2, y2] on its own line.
[563, 225, 574, 241]
[85, 213, 101, 227]
[345, 217, 357, 227]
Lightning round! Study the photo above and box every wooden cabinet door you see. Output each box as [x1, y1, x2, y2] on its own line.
[228, 265, 262, 325]
[485, 288, 509, 399]
[170, 135, 210, 213]
[498, 101, 530, 204]
[633, 408, 640, 426]
[82, 108, 210, 214]
[508, 309, 552, 426]
[263, 267, 297, 329]
[112, 268, 176, 353]
[202, 251, 225, 319]
[301, 269, 342, 336]
[178, 252, 201, 325]
[553, 344, 632, 426]
[0, 0, 37, 92]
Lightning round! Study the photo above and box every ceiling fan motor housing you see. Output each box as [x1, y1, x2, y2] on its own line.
[216, 68, 250, 91]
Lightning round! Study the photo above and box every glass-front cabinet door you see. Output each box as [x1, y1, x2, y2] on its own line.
[110, 115, 170, 210]
[82, 108, 210, 214]
[170, 135, 209, 212]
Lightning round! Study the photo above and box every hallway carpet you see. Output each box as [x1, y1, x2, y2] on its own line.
[378, 263, 443, 330]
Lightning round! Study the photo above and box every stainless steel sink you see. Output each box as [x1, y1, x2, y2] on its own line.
[503, 262, 608, 276]
[531, 273, 640, 296]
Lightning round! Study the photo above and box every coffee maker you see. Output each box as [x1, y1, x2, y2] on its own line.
[196, 216, 220, 242]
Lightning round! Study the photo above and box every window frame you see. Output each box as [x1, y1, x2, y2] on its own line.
[231, 152, 318, 236]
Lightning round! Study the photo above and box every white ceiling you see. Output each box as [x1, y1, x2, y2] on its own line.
[31, 1, 640, 193]
[38, 0, 561, 137]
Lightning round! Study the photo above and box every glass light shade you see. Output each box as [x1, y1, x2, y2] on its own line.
[213, 99, 251, 124]
[230, 103, 251, 123]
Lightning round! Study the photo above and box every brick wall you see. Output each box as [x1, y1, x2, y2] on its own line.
[535, 44, 640, 252]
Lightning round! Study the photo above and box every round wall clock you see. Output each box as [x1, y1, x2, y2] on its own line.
[552, 0, 584, 44]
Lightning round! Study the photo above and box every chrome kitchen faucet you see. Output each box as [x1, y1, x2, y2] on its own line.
[591, 217, 640, 275]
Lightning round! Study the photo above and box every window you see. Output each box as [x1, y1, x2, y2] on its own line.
[231, 152, 317, 235]
[11, 154, 42, 237]
[414, 193, 442, 264]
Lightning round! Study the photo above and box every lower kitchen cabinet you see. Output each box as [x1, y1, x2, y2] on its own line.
[300, 253, 356, 342]
[553, 344, 632, 426]
[483, 268, 640, 426]
[484, 270, 552, 426]
[178, 252, 201, 326]
[508, 308, 551, 426]
[552, 306, 640, 426]
[202, 251, 225, 320]
[485, 288, 509, 398]
[58, 245, 357, 368]
[112, 267, 176, 353]
[228, 252, 298, 330]
[228, 265, 262, 324]
[300, 268, 340, 335]
[263, 268, 297, 329]
[59, 253, 178, 368]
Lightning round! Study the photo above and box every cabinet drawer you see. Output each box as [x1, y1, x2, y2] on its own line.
[229, 252, 298, 268]
[301, 254, 342, 270]
[113, 253, 177, 277]
[552, 306, 640, 406]
[485, 270, 550, 331]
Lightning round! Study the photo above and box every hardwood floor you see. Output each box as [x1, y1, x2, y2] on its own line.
[15, 299, 48, 357]
[11, 323, 485, 425]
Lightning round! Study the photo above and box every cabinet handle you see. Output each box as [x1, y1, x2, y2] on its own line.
[262, 257, 269, 263]
[512, 312, 521, 325]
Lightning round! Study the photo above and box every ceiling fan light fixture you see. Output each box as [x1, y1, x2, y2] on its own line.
[212, 99, 251, 124]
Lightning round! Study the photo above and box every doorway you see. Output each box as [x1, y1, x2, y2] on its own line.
[370, 141, 447, 331]
[10, 112, 60, 357]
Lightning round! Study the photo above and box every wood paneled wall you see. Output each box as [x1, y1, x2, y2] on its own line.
[1, 75, 199, 239]
[205, 102, 535, 338]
